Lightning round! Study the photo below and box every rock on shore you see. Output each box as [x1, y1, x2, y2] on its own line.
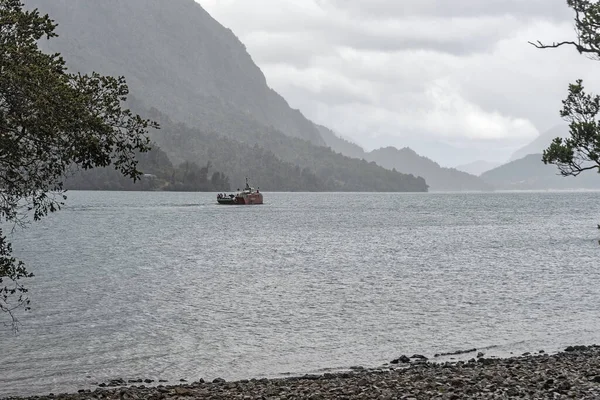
[5, 345, 600, 399]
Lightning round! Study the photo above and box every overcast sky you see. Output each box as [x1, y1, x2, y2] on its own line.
[197, 0, 599, 166]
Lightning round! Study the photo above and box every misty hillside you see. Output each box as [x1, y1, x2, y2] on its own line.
[455, 160, 501, 176]
[23, 0, 430, 192]
[317, 128, 490, 191]
[509, 125, 569, 162]
[64, 146, 233, 192]
[142, 106, 427, 192]
[481, 154, 600, 190]
[317, 125, 368, 160]
[366, 147, 492, 192]
[25, 0, 325, 146]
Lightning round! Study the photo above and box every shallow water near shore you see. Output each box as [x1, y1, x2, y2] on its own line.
[2, 191, 600, 397]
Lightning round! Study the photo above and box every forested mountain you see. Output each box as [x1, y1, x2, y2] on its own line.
[317, 125, 368, 160]
[25, 0, 325, 146]
[481, 125, 600, 190]
[141, 107, 427, 192]
[317, 127, 490, 191]
[367, 147, 492, 192]
[64, 146, 232, 192]
[480, 154, 600, 190]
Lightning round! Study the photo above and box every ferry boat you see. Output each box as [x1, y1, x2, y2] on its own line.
[217, 178, 263, 205]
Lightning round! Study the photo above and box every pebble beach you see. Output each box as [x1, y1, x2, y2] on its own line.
[5, 345, 600, 400]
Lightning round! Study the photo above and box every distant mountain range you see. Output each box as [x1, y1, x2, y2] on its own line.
[480, 154, 600, 190]
[478, 124, 600, 190]
[453, 125, 570, 179]
[366, 147, 492, 191]
[454, 160, 501, 176]
[319, 126, 491, 191]
[509, 125, 569, 162]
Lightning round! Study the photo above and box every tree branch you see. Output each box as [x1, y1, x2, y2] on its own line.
[527, 40, 600, 54]
[557, 164, 599, 177]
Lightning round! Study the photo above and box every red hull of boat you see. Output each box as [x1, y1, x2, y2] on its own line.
[235, 193, 263, 205]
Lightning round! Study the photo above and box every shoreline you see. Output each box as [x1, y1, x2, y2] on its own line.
[4, 345, 600, 399]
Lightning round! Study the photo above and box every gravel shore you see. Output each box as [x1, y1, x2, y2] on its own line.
[5, 345, 600, 399]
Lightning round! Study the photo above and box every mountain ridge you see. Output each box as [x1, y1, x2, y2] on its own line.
[318, 128, 492, 191]
[26, 0, 326, 146]
[455, 160, 502, 176]
[140, 105, 428, 192]
[481, 153, 600, 190]
[509, 125, 569, 162]
[366, 147, 492, 192]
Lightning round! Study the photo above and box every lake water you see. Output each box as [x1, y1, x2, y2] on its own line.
[1, 191, 600, 397]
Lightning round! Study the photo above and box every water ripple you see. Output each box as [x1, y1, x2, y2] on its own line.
[1, 191, 600, 397]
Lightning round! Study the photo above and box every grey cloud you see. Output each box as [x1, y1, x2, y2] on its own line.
[209, 2, 532, 57]
[344, 34, 493, 56]
[199, 0, 593, 164]
[328, 0, 573, 21]
[313, 14, 520, 56]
